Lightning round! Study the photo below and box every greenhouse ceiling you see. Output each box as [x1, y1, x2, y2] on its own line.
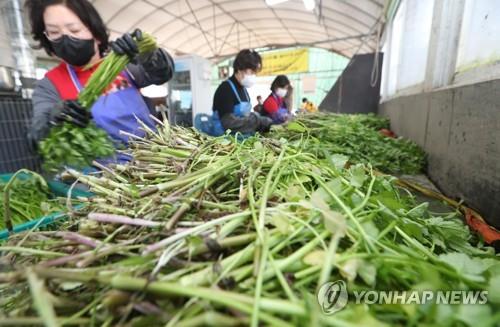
[89, 0, 387, 60]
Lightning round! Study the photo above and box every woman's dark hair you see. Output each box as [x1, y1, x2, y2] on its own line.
[25, 0, 109, 56]
[233, 49, 262, 72]
[302, 97, 308, 102]
[270, 75, 290, 91]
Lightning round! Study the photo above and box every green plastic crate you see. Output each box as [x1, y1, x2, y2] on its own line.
[0, 173, 93, 240]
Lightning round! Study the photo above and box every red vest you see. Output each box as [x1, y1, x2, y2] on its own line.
[263, 93, 283, 115]
[45, 62, 101, 100]
[46, 61, 134, 101]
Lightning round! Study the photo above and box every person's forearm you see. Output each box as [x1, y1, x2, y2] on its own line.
[220, 114, 260, 134]
[29, 79, 61, 145]
[129, 48, 174, 87]
[28, 108, 55, 146]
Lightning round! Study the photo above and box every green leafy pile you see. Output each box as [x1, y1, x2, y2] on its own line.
[272, 113, 426, 174]
[0, 170, 62, 230]
[39, 122, 115, 172]
[0, 121, 498, 327]
[38, 33, 158, 172]
[332, 112, 390, 130]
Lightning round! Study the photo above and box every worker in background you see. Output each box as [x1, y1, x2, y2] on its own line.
[253, 95, 263, 114]
[301, 97, 318, 113]
[212, 49, 272, 136]
[262, 75, 291, 124]
[25, 0, 174, 156]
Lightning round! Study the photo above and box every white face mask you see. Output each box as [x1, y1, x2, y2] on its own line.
[276, 88, 287, 98]
[241, 74, 256, 88]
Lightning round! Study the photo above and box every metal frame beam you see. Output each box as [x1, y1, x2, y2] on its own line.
[184, 0, 216, 55]
[96, 0, 387, 59]
[206, 33, 374, 61]
[169, 18, 363, 53]
[142, 0, 240, 53]
[167, 10, 368, 49]
[207, 0, 271, 46]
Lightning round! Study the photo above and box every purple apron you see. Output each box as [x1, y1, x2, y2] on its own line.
[68, 64, 156, 162]
[270, 93, 289, 124]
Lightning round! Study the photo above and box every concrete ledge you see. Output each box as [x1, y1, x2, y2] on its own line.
[379, 79, 500, 229]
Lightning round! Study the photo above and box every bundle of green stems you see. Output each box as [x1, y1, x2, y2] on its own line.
[1, 117, 498, 327]
[0, 170, 62, 231]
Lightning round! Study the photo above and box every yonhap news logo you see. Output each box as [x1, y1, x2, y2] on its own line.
[317, 280, 489, 315]
[317, 280, 348, 315]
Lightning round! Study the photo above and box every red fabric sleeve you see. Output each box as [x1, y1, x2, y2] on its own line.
[263, 95, 279, 114]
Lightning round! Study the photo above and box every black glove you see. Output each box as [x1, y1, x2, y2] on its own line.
[493, 240, 500, 254]
[139, 48, 175, 85]
[52, 100, 90, 128]
[257, 115, 273, 133]
[110, 29, 142, 59]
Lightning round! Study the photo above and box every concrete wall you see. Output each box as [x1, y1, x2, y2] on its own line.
[379, 79, 500, 229]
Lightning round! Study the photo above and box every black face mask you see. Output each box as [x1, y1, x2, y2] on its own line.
[51, 35, 96, 67]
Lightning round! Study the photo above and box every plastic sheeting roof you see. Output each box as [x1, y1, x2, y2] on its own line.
[89, 0, 387, 60]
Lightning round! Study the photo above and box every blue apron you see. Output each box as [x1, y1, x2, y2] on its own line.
[68, 65, 156, 163]
[227, 79, 252, 118]
[198, 79, 252, 137]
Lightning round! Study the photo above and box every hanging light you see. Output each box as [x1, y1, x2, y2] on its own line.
[265, 0, 290, 6]
[303, 0, 316, 11]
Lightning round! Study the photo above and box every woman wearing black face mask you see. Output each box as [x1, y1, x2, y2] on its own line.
[25, 0, 174, 160]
